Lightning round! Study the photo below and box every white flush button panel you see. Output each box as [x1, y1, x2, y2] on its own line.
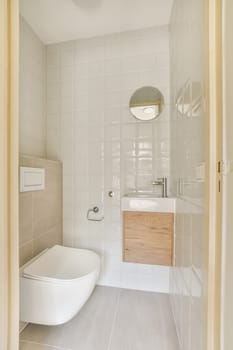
[20, 167, 45, 192]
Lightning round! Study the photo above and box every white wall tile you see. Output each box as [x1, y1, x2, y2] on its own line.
[46, 26, 170, 293]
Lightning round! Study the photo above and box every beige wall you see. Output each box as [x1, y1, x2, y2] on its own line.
[222, 0, 233, 348]
[20, 17, 46, 157]
[19, 155, 63, 266]
[169, 0, 205, 349]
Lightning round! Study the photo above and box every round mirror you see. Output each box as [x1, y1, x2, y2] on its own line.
[129, 86, 164, 121]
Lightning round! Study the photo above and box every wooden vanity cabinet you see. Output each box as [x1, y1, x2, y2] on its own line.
[123, 211, 174, 266]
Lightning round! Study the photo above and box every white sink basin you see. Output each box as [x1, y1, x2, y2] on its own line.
[122, 194, 176, 213]
[124, 192, 161, 198]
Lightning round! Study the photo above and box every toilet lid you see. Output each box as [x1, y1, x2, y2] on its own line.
[23, 245, 100, 283]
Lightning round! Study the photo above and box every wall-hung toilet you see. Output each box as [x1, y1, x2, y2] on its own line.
[20, 245, 100, 325]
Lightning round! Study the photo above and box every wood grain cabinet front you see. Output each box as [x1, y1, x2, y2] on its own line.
[123, 211, 174, 266]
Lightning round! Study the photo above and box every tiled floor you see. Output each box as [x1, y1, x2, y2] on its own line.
[20, 286, 180, 350]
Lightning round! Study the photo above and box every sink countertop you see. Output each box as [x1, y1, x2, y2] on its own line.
[121, 194, 176, 213]
[124, 192, 162, 199]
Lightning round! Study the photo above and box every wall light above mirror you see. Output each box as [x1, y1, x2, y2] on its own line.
[129, 86, 164, 121]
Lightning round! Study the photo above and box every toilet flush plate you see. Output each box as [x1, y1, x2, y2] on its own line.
[121, 195, 176, 213]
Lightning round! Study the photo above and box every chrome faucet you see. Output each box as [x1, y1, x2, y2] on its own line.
[152, 177, 168, 198]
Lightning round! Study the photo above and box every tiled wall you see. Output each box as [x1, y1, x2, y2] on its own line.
[20, 17, 46, 157]
[19, 155, 63, 267]
[169, 1, 205, 349]
[46, 26, 171, 292]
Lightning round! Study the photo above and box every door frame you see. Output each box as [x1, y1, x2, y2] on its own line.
[205, 0, 223, 349]
[6, 0, 224, 349]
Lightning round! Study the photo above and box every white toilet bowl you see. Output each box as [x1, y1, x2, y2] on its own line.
[20, 245, 100, 325]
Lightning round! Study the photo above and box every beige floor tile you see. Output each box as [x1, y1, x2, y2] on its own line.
[20, 341, 69, 350]
[108, 289, 180, 350]
[20, 286, 180, 350]
[21, 286, 121, 350]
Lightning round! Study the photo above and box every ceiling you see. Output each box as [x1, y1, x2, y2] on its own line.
[20, 0, 174, 44]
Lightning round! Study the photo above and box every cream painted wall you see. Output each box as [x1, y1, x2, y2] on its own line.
[221, 0, 233, 349]
[46, 26, 171, 292]
[20, 17, 46, 157]
[169, 1, 205, 349]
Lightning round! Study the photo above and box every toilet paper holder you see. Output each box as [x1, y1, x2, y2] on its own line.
[87, 206, 104, 222]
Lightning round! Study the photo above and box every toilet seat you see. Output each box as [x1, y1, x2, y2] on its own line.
[20, 244, 100, 325]
[23, 245, 99, 284]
